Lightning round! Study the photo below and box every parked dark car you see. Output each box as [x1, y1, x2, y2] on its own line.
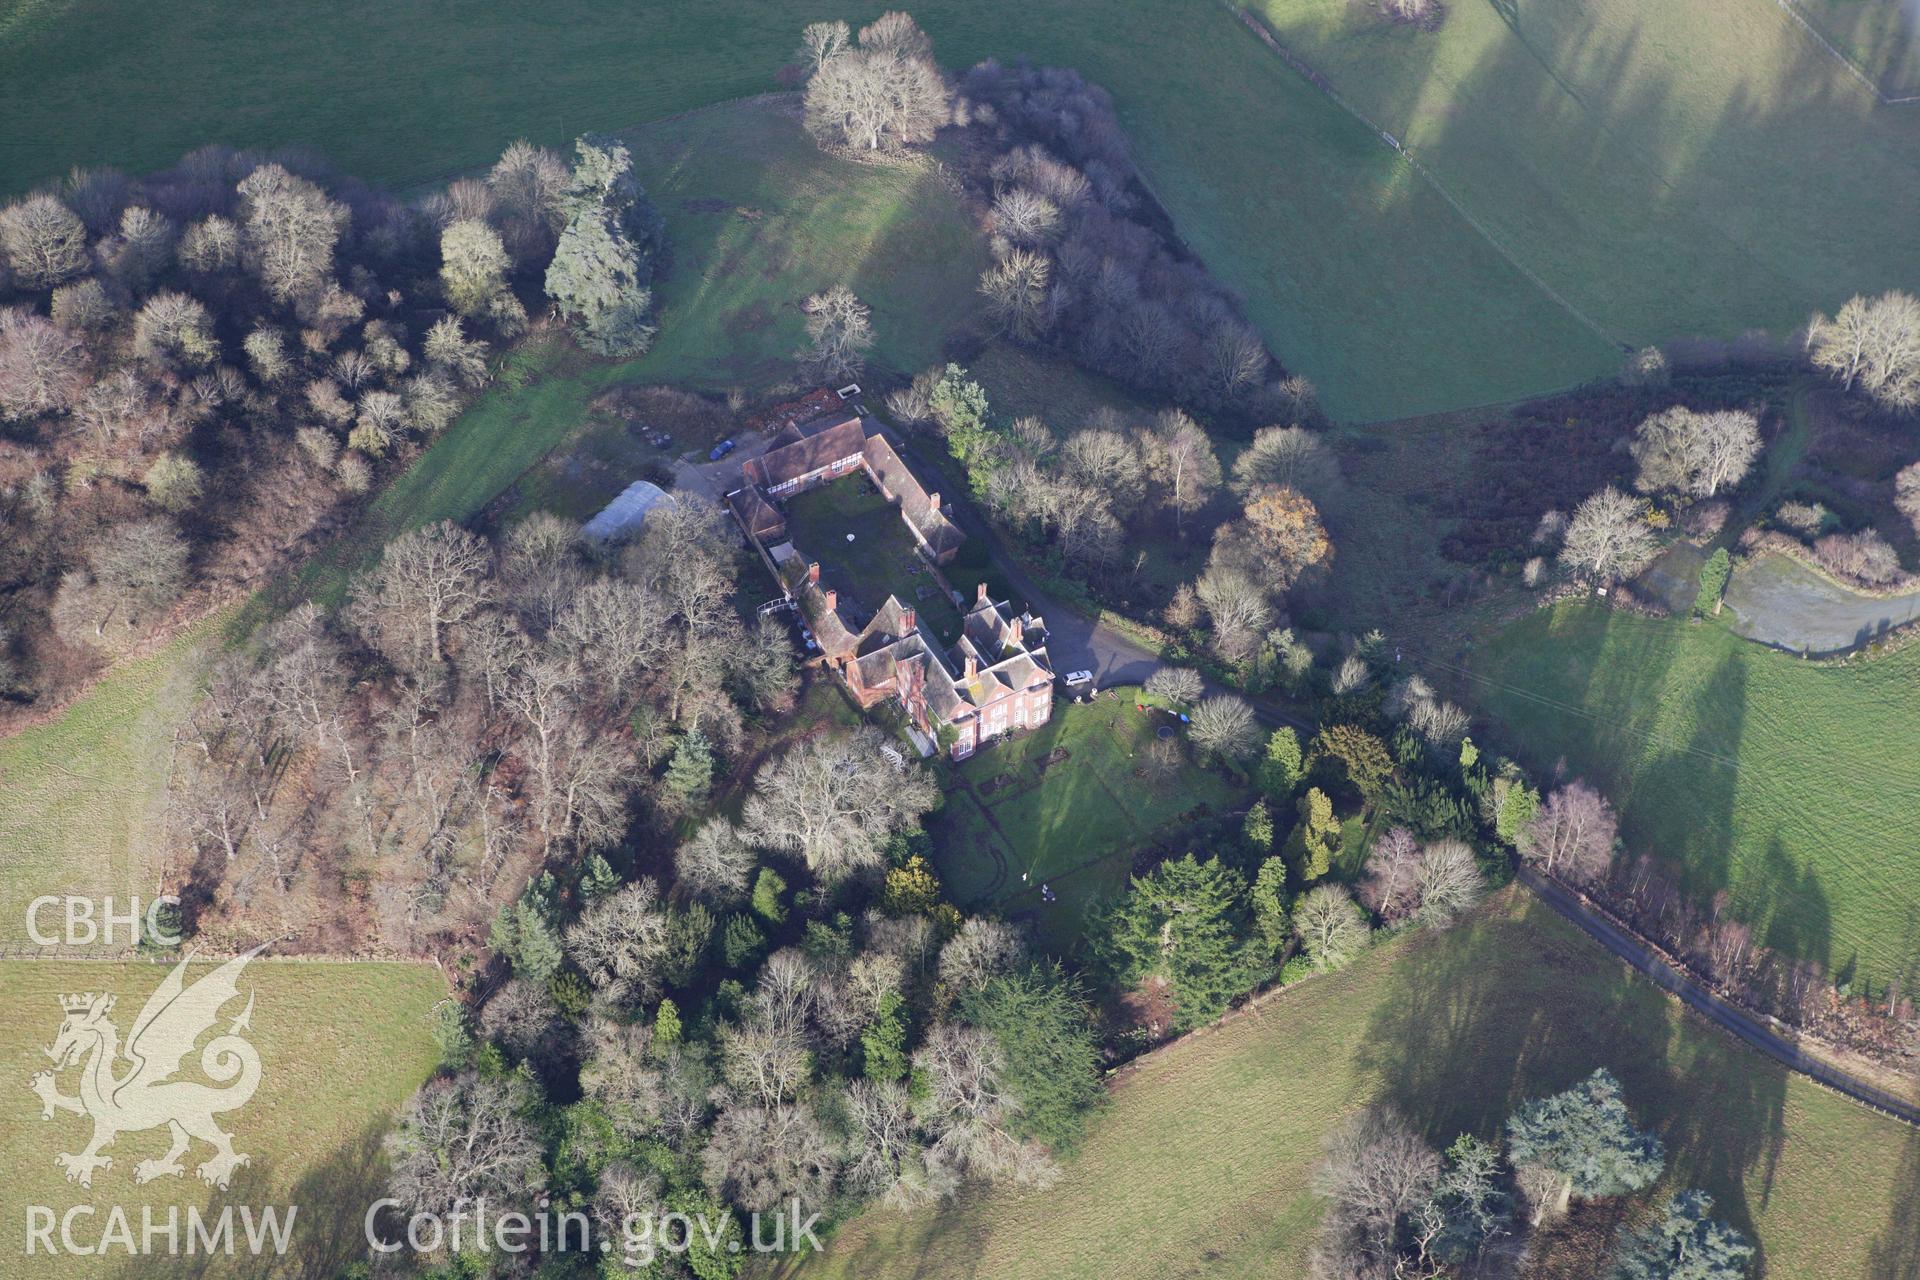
[709, 438, 736, 461]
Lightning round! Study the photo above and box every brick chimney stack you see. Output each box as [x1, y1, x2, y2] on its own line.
[1010, 618, 1023, 645]
[976, 581, 988, 605]
[807, 562, 821, 584]
[825, 589, 838, 612]
[901, 607, 916, 632]
[964, 653, 977, 680]
[928, 492, 940, 510]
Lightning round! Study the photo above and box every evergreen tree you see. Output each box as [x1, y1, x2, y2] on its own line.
[959, 961, 1104, 1150]
[720, 913, 767, 970]
[1494, 776, 1541, 847]
[1507, 1069, 1665, 1210]
[544, 133, 662, 356]
[1694, 548, 1732, 618]
[664, 729, 715, 806]
[579, 852, 619, 902]
[430, 1000, 474, 1072]
[1611, 1190, 1753, 1280]
[1242, 798, 1275, 856]
[860, 989, 910, 1082]
[1090, 854, 1267, 1030]
[751, 867, 788, 924]
[654, 996, 683, 1049]
[1250, 857, 1292, 956]
[1259, 726, 1303, 800]
[490, 878, 564, 981]
[1283, 787, 1340, 882]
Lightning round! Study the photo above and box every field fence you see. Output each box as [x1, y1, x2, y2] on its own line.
[1772, 0, 1920, 105]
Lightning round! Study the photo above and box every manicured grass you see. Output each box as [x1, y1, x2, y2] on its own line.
[0, 958, 445, 1277]
[780, 477, 964, 639]
[1252, 0, 1920, 364]
[927, 694, 1248, 954]
[790, 890, 1919, 1280]
[0, 0, 1621, 420]
[1469, 600, 1920, 992]
[0, 617, 224, 948]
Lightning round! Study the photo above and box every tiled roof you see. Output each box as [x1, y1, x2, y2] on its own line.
[862, 435, 964, 555]
[744, 413, 866, 488]
[727, 486, 785, 541]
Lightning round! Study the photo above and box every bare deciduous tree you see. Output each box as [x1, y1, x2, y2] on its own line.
[1144, 410, 1221, 532]
[1630, 406, 1762, 499]
[676, 818, 756, 903]
[913, 1022, 1057, 1189]
[799, 20, 851, 74]
[566, 878, 670, 1008]
[979, 248, 1053, 342]
[386, 1071, 545, 1220]
[1295, 883, 1370, 970]
[0, 310, 86, 421]
[802, 18, 949, 153]
[937, 918, 1024, 992]
[701, 1102, 841, 1215]
[1143, 665, 1204, 707]
[1188, 693, 1260, 762]
[1520, 780, 1616, 884]
[235, 163, 348, 303]
[1309, 1106, 1440, 1278]
[1411, 838, 1482, 928]
[742, 728, 940, 881]
[1358, 826, 1422, 923]
[0, 194, 89, 289]
[350, 520, 492, 666]
[799, 285, 874, 381]
[1559, 486, 1656, 583]
[1807, 290, 1920, 412]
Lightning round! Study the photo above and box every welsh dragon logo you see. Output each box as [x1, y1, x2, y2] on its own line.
[28, 944, 266, 1190]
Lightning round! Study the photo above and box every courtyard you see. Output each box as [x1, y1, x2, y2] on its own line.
[780, 475, 964, 639]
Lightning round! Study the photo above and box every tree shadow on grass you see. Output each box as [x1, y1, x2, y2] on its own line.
[1352, 895, 1788, 1261]
[1866, 1127, 1920, 1280]
[108, 1120, 390, 1280]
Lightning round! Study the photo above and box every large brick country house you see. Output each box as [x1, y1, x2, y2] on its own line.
[728, 410, 1052, 759]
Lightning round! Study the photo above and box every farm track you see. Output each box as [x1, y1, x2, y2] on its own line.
[1519, 866, 1920, 1128]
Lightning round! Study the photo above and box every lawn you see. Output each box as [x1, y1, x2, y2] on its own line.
[789, 890, 1920, 1280]
[0, 616, 225, 949]
[0, 957, 446, 1278]
[780, 476, 964, 640]
[926, 693, 1249, 954]
[1467, 600, 1920, 995]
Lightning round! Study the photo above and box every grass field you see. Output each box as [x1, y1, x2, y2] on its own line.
[0, 618, 225, 949]
[789, 890, 1920, 1280]
[927, 694, 1249, 954]
[0, 0, 1628, 420]
[1787, 0, 1920, 94]
[0, 958, 445, 1277]
[1467, 600, 1920, 994]
[1252, 0, 1920, 360]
